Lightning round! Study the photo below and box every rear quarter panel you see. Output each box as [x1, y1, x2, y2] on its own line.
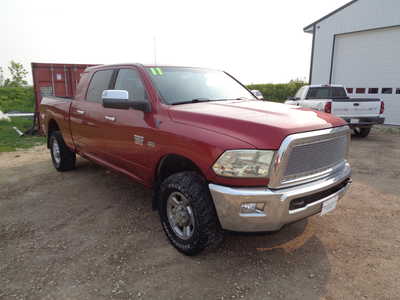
[40, 97, 74, 148]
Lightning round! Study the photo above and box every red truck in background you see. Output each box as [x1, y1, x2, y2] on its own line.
[39, 64, 352, 255]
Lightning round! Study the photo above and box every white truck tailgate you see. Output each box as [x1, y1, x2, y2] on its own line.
[332, 99, 381, 118]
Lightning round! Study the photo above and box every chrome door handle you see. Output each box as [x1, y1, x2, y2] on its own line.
[104, 115, 116, 122]
[76, 109, 85, 115]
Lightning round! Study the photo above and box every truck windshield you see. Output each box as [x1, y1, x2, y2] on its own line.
[307, 87, 348, 99]
[146, 67, 255, 105]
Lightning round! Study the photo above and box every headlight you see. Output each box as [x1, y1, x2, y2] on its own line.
[212, 150, 275, 178]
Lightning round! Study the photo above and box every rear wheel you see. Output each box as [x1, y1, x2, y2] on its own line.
[159, 171, 223, 255]
[352, 126, 371, 138]
[49, 131, 76, 171]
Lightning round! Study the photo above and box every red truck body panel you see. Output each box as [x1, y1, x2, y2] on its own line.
[39, 63, 347, 188]
[32, 63, 98, 131]
[39, 97, 74, 147]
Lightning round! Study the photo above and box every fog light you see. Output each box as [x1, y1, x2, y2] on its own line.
[240, 202, 265, 214]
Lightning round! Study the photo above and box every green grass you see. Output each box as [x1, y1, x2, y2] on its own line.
[0, 117, 45, 152]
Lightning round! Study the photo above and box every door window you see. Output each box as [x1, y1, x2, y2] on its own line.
[114, 69, 148, 101]
[86, 70, 114, 103]
[382, 88, 393, 94]
[356, 88, 366, 94]
[368, 88, 379, 94]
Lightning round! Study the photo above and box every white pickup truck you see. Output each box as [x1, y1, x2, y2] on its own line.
[286, 85, 385, 138]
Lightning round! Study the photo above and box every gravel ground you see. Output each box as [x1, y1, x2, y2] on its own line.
[0, 129, 399, 300]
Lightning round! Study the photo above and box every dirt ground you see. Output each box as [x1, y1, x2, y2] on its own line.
[1, 128, 399, 300]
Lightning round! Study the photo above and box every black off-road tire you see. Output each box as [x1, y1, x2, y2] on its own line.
[49, 131, 76, 172]
[159, 171, 223, 255]
[353, 126, 371, 138]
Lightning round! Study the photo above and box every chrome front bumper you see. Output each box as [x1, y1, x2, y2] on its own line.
[209, 163, 351, 232]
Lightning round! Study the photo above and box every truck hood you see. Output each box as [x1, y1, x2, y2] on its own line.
[168, 100, 347, 149]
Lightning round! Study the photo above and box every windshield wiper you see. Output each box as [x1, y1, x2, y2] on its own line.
[172, 98, 211, 105]
[211, 97, 252, 101]
[171, 97, 253, 105]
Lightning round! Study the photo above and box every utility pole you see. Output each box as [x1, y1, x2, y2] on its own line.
[153, 36, 157, 65]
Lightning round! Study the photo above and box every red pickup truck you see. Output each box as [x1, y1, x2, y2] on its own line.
[39, 64, 352, 255]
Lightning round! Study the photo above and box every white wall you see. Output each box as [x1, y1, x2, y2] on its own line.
[311, 0, 400, 84]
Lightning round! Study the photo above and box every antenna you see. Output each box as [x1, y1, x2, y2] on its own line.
[153, 36, 157, 65]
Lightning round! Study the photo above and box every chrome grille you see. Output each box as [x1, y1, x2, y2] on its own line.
[268, 126, 350, 189]
[283, 135, 348, 180]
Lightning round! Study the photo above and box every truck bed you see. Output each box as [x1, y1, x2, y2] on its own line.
[39, 96, 74, 149]
[331, 97, 380, 102]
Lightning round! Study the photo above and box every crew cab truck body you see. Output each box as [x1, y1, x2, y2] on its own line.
[285, 85, 385, 138]
[40, 64, 351, 255]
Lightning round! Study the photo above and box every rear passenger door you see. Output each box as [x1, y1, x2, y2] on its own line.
[99, 67, 154, 182]
[70, 69, 114, 157]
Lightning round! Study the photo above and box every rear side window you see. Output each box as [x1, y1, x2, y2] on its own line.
[307, 87, 330, 99]
[356, 88, 366, 94]
[114, 69, 148, 101]
[396, 88, 400, 95]
[346, 88, 353, 94]
[331, 87, 347, 98]
[368, 88, 379, 94]
[86, 70, 114, 103]
[306, 87, 346, 99]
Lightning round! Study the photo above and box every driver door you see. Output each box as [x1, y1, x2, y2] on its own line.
[99, 67, 156, 182]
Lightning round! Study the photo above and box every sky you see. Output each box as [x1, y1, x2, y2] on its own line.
[0, 0, 350, 85]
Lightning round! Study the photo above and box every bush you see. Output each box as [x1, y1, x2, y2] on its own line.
[247, 81, 306, 103]
[0, 87, 35, 113]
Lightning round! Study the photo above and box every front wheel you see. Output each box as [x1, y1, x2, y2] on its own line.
[49, 131, 76, 171]
[352, 126, 371, 138]
[159, 172, 223, 255]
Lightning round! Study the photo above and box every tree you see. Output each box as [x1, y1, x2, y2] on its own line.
[0, 67, 4, 87]
[4, 61, 28, 87]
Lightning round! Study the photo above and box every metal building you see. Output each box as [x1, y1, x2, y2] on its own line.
[305, 0, 400, 125]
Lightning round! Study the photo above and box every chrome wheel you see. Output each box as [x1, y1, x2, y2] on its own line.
[166, 192, 195, 240]
[52, 138, 61, 166]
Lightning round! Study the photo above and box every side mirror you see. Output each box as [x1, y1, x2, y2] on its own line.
[251, 90, 264, 100]
[102, 90, 151, 112]
[287, 96, 298, 101]
[102, 90, 130, 109]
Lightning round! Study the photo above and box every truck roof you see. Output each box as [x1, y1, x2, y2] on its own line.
[307, 84, 344, 88]
[85, 63, 217, 72]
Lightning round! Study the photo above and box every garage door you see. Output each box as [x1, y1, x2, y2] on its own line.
[331, 26, 400, 125]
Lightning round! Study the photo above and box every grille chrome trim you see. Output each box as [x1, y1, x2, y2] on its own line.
[268, 126, 350, 189]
